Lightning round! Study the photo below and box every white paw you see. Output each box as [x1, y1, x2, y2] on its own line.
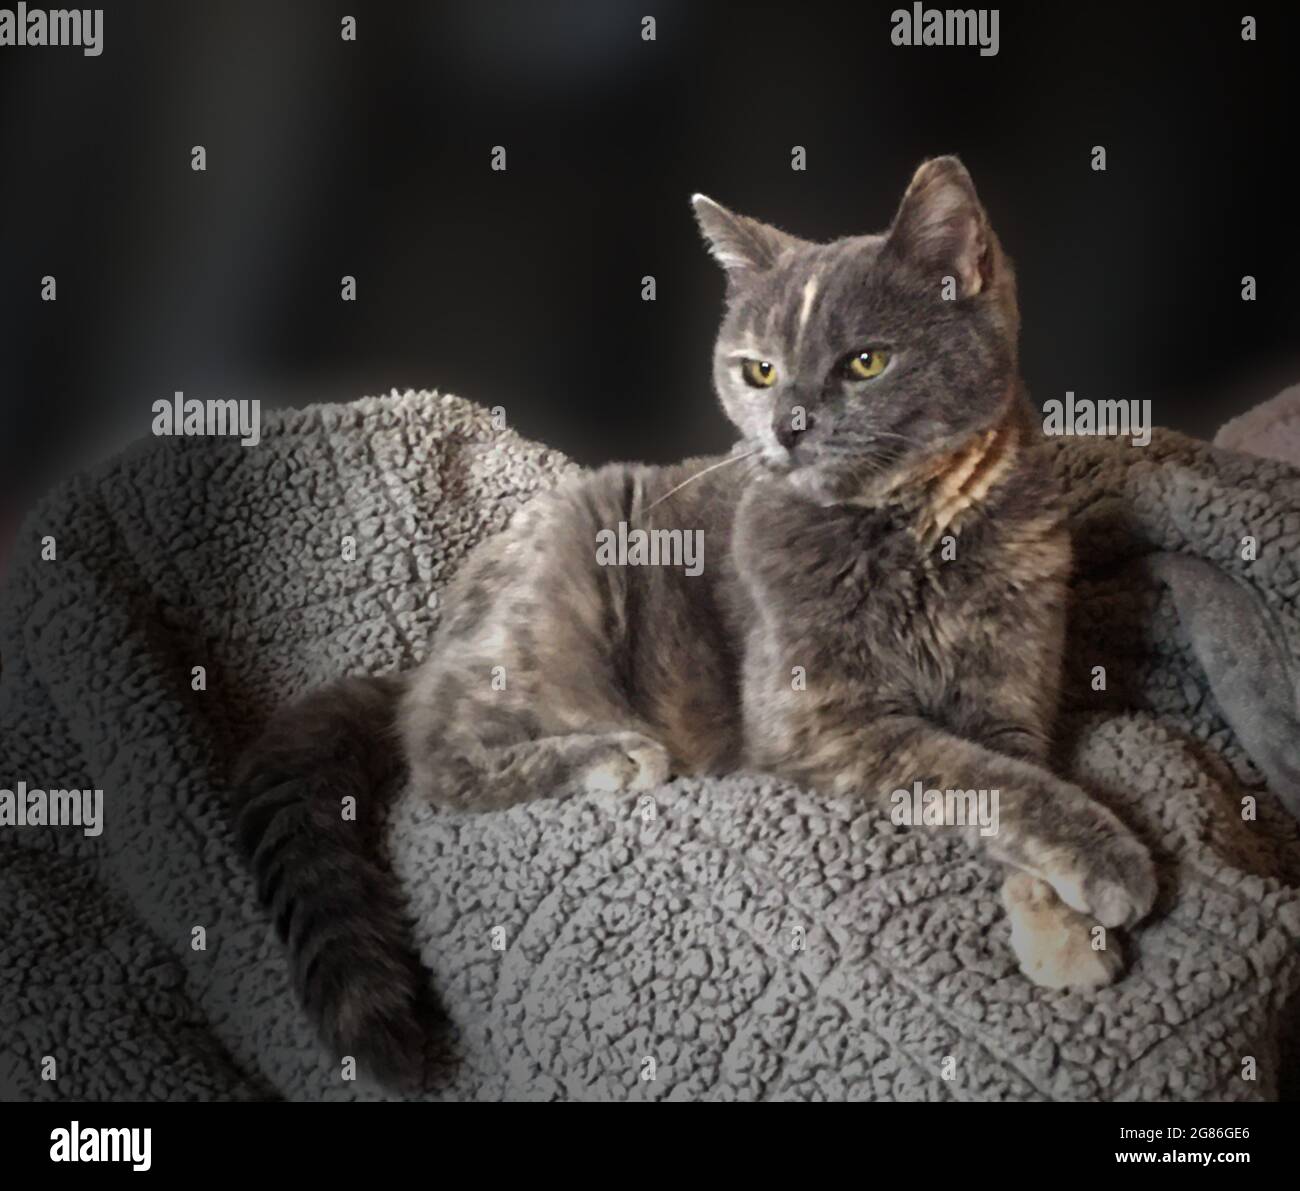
[580, 733, 672, 794]
[1004, 873, 1126, 991]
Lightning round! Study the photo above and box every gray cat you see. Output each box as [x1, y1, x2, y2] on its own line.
[234, 157, 1157, 1087]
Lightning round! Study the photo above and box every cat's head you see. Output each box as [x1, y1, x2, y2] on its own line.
[693, 157, 1021, 505]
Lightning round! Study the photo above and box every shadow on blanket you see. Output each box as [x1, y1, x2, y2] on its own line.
[1, 390, 1298, 1101]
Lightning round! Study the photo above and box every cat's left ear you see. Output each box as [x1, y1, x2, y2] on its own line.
[692, 194, 802, 278]
[885, 156, 998, 298]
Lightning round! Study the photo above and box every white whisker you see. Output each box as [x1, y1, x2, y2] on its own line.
[637, 448, 762, 520]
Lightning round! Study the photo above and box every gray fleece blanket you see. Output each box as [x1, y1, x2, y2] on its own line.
[2, 389, 1299, 1102]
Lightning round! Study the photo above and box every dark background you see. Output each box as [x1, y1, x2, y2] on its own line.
[2, 0, 1297, 558]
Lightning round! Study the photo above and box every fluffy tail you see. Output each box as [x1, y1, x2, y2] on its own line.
[232, 673, 432, 1087]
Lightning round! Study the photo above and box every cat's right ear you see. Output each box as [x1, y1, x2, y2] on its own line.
[691, 195, 800, 278]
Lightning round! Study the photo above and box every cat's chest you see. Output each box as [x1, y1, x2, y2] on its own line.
[733, 488, 1001, 686]
[741, 496, 981, 611]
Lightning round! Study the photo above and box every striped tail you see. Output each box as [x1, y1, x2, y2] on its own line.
[232, 673, 433, 1087]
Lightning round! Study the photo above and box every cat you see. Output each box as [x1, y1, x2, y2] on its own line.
[234, 157, 1157, 1087]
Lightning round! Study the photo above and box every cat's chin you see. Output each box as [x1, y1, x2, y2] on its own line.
[757, 446, 897, 508]
[780, 460, 921, 509]
[781, 465, 862, 507]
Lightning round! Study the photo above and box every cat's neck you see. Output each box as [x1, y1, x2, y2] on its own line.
[884, 398, 1025, 547]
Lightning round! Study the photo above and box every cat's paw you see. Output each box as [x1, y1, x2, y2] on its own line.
[579, 732, 672, 794]
[1003, 873, 1125, 991]
[1079, 846, 1157, 930]
[1043, 831, 1157, 930]
[1021, 799, 1157, 930]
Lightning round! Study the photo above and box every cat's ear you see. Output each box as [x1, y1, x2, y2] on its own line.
[691, 194, 801, 278]
[885, 157, 997, 297]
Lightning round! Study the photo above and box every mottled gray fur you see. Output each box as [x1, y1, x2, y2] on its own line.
[235, 158, 1156, 1085]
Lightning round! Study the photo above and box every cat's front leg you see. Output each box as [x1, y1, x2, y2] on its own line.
[763, 713, 1157, 931]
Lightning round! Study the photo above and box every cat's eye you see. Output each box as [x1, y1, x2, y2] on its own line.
[741, 359, 778, 388]
[843, 349, 891, 380]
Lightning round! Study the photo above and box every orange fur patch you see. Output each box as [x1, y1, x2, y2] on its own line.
[893, 408, 1023, 548]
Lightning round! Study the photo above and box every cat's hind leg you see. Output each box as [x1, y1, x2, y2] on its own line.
[399, 465, 718, 812]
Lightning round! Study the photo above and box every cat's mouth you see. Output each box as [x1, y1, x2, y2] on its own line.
[759, 437, 842, 477]
[758, 437, 922, 506]
[758, 447, 795, 474]
[756, 432, 822, 473]
[755, 442, 857, 505]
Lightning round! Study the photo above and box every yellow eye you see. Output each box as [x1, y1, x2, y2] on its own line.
[844, 349, 890, 380]
[741, 359, 778, 388]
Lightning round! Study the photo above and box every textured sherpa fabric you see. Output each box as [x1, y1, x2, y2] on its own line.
[1216, 382, 1300, 467]
[1, 389, 1298, 1102]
